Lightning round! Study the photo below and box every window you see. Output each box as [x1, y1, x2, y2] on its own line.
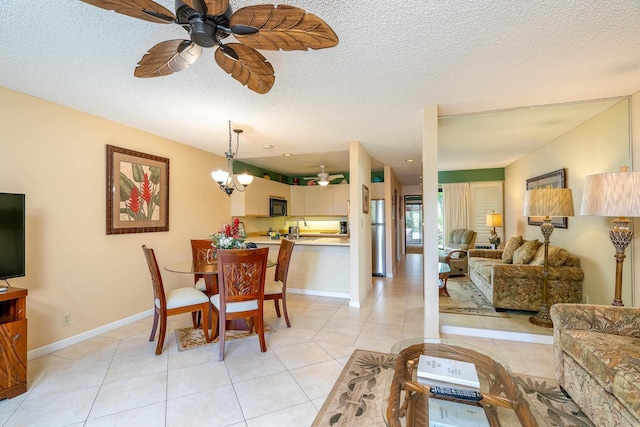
[470, 181, 504, 246]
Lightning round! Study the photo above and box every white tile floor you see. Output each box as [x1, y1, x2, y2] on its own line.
[2, 254, 556, 426]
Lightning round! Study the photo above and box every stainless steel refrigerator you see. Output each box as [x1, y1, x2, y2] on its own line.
[371, 199, 386, 276]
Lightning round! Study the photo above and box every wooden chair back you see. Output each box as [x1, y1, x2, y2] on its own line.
[274, 239, 295, 284]
[190, 239, 216, 264]
[142, 245, 167, 310]
[217, 248, 269, 308]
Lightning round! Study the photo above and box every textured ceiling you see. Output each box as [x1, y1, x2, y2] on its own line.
[1, 1, 639, 184]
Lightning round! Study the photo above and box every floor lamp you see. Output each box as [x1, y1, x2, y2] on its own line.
[524, 187, 574, 327]
[580, 167, 640, 306]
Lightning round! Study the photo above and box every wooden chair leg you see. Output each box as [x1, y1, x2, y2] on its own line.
[256, 314, 266, 353]
[192, 311, 200, 328]
[202, 305, 210, 343]
[218, 314, 226, 361]
[273, 299, 281, 317]
[149, 310, 159, 342]
[156, 315, 167, 355]
[282, 298, 291, 328]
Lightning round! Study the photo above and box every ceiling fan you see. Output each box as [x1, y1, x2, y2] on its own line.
[303, 165, 344, 186]
[79, 0, 339, 94]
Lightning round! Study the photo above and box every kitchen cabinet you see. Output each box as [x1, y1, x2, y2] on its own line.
[0, 287, 27, 399]
[231, 177, 289, 217]
[318, 186, 333, 215]
[332, 184, 350, 215]
[304, 185, 319, 215]
[289, 186, 305, 216]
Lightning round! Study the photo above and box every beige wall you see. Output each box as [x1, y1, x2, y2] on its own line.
[505, 99, 631, 305]
[0, 88, 232, 353]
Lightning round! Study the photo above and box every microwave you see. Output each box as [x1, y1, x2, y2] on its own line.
[269, 198, 287, 217]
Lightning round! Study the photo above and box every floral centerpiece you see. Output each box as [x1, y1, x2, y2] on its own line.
[209, 218, 254, 249]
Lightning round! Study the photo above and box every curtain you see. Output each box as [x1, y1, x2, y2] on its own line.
[442, 183, 471, 243]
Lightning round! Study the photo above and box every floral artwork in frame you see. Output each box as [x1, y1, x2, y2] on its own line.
[106, 145, 169, 234]
[526, 168, 568, 229]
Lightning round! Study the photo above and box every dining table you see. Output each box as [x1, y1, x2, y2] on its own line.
[164, 258, 277, 338]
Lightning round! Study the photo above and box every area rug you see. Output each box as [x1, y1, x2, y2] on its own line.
[312, 349, 592, 427]
[439, 278, 510, 318]
[174, 325, 271, 352]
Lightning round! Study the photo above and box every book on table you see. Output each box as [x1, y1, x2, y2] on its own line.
[428, 398, 489, 427]
[417, 355, 480, 389]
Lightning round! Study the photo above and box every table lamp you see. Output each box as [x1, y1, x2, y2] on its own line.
[580, 166, 640, 306]
[524, 187, 574, 327]
[486, 210, 503, 248]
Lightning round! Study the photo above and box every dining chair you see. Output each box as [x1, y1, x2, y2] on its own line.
[212, 247, 269, 361]
[190, 239, 216, 293]
[142, 245, 211, 355]
[264, 239, 295, 327]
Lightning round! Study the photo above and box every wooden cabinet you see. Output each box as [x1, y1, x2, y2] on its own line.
[289, 186, 305, 216]
[0, 287, 27, 399]
[332, 184, 350, 216]
[304, 186, 319, 215]
[231, 177, 289, 217]
[289, 184, 350, 216]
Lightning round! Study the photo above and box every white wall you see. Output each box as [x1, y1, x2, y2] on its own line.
[0, 87, 232, 351]
[505, 99, 631, 305]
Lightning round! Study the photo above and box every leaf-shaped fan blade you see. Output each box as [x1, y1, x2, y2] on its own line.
[230, 5, 339, 51]
[214, 43, 275, 94]
[134, 40, 203, 78]
[79, 0, 176, 24]
[183, 0, 229, 16]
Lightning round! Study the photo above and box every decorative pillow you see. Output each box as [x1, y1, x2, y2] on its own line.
[530, 245, 570, 267]
[513, 240, 542, 264]
[501, 236, 524, 264]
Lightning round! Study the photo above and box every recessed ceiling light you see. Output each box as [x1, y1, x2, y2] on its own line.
[282, 153, 293, 157]
[405, 159, 414, 162]
[263, 144, 273, 149]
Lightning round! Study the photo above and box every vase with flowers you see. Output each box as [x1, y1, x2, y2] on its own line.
[209, 218, 252, 251]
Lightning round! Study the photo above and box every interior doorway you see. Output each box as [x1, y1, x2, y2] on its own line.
[405, 196, 423, 254]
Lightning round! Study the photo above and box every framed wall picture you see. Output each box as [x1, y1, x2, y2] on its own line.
[106, 145, 170, 234]
[526, 168, 568, 229]
[362, 184, 370, 213]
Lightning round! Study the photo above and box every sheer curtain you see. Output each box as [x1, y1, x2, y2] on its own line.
[442, 183, 471, 244]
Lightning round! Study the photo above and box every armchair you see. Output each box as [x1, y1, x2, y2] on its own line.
[438, 229, 476, 276]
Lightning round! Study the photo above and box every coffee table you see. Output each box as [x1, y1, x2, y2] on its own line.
[384, 338, 545, 426]
[438, 262, 451, 296]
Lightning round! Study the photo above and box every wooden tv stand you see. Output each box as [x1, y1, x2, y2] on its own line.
[0, 287, 27, 399]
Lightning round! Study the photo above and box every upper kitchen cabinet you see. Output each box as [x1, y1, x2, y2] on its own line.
[231, 177, 289, 216]
[289, 184, 349, 216]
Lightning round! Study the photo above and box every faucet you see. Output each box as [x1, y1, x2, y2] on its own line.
[296, 217, 307, 240]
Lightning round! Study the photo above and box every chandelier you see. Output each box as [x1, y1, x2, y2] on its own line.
[211, 121, 254, 196]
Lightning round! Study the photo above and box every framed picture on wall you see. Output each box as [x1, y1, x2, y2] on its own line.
[526, 168, 568, 229]
[106, 145, 170, 234]
[362, 185, 370, 213]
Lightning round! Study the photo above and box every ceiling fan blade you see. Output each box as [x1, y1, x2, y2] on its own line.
[303, 177, 318, 180]
[230, 5, 339, 51]
[328, 174, 344, 181]
[134, 40, 203, 78]
[181, 0, 207, 14]
[214, 43, 275, 94]
[79, 0, 176, 24]
[205, 0, 229, 16]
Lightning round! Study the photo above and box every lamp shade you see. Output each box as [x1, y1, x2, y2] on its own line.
[580, 169, 640, 217]
[485, 212, 503, 227]
[318, 179, 329, 187]
[237, 173, 254, 186]
[211, 169, 230, 184]
[524, 188, 574, 217]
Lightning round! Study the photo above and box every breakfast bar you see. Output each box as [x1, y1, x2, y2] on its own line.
[252, 235, 350, 298]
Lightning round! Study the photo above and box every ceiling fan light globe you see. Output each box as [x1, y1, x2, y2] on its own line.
[237, 173, 253, 186]
[211, 169, 229, 183]
[318, 179, 329, 186]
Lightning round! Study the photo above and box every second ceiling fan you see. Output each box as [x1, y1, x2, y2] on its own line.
[304, 165, 344, 186]
[79, 0, 339, 94]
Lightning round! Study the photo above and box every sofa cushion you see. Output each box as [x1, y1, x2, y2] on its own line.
[613, 369, 640, 422]
[470, 258, 503, 283]
[512, 240, 541, 264]
[501, 236, 524, 263]
[560, 329, 640, 395]
[530, 245, 570, 266]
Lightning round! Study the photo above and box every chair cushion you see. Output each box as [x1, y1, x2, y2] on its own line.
[512, 240, 541, 264]
[443, 243, 469, 259]
[210, 294, 259, 313]
[460, 230, 475, 245]
[264, 280, 283, 296]
[451, 229, 465, 244]
[530, 246, 570, 266]
[501, 236, 524, 263]
[195, 278, 206, 292]
[156, 287, 208, 309]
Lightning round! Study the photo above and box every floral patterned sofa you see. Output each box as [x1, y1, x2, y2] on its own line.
[467, 243, 584, 311]
[550, 304, 640, 426]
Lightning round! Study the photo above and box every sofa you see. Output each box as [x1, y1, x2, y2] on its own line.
[438, 229, 476, 276]
[467, 237, 584, 311]
[551, 304, 640, 426]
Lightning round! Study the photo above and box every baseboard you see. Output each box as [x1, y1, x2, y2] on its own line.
[27, 309, 154, 361]
[287, 288, 349, 299]
[441, 324, 553, 345]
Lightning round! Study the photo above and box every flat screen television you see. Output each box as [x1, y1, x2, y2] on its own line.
[0, 193, 26, 280]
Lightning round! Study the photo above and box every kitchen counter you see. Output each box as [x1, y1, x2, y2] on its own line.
[249, 235, 350, 247]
